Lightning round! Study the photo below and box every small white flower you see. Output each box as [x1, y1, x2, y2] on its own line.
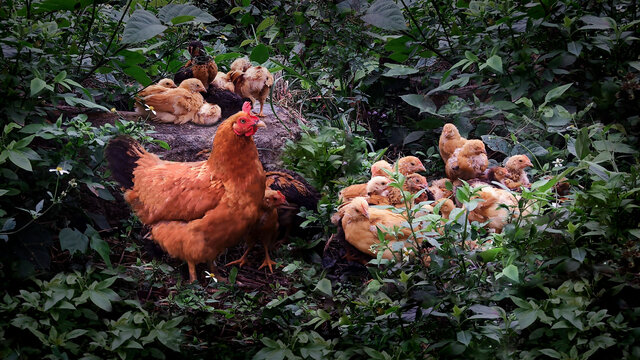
[144, 104, 157, 115]
[402, 247, 410, 262]
[368, 244, 378, 255]
[49, 166, 69, 176]
[204, 271, 218, 282]
[69, 178, 78, 188]
[553, 158, 564, 168]
[60, 191, 67, 197]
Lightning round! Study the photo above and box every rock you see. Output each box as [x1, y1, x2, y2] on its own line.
[81, 103, 302, 167]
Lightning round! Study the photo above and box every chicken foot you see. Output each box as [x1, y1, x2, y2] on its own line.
[258, 243, 277, 273]
[225, 246, 252, 268]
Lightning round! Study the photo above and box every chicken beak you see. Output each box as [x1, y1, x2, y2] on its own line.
[525, 160, 533, 167]
[254, 120, 267, 128]
[418, 164, 426, 172]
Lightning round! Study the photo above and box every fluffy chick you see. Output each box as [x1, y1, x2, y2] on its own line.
[140, 78, 209, 125]
[439, 123, 467, 163]
[212, 71, 235, 92]
[467, 185, 520, 233]
[134, 78, 177, 115]
[504, 154, 533, 188]
[395, 156, 426, 175]
[227, 190, 288, 272]
[371, 160, 393, 177]
[229, 66, 274, 117]
[428, 178, 455, 201]
[230, 57, 252, 72]
[446, 140, 488, 180]
[341, 197, 414, 260]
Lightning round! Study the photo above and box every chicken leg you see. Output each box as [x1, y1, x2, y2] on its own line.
[226, 246, 252, 268]
[258, 242, 277, 272]
[257, 100, 267, 117]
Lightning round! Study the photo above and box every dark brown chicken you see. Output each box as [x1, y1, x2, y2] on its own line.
[174, 41, 218, 87]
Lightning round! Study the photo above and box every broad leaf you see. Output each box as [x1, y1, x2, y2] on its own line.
[158, 4, 216, 24]
[579, 15, 613, 30]
[567, 42, 583, 57]
[400, 94, 437, 115]
[124, 65, 152, 86]
[59, 228, 88, 255]
[502, 264, 519, 283]
[485, 55, 503, 73]
[571, 247, 586, 263]
[361, 0, 407, 31]
[122, 10, 167, 44]
[64, 97, 109, 112]
[30, 78, 47, 97]
[314, 278, 332, 297]
[382, 63, 419, 77]
[544, 83, 573, 104]
[250, 44, 269, 64]
[8, 150, 32, 171]
[403, 131, 426, 145]
[256, 16, 275, 33]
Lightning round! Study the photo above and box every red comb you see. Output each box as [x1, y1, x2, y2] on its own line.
[242, 102, 252, 114]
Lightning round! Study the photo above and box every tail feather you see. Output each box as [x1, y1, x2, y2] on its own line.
[105, 136, 145, 189]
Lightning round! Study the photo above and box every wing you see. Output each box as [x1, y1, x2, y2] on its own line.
[138, 85, 167, 98]
[125, 159, 225, 224]
[143, 89, 192, 115]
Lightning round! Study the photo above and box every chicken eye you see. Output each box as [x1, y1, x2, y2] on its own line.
[240, 119, 246, 124]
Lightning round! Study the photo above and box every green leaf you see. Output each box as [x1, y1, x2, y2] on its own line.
[567, 42, 583, 57]
[122, 10, 167, 44]
[574, 127, 591, 159]
[170, 15, 195, 25]
[481, 135, 510, 155]
[88, 226, 112, 268]
[465, 51, 479, 62]
[240, 39, 254, 47]
[250, 44, 269, 64]
[63, 97, 109, 112]
[400, 94, 437, 115]
[579, 15, 613, 30]
[88, 290, 112, 312]
[456, 331, 471, 346]
[53, 71, 67, 83]
[314, 278, 332, 297]
[485, 55, 503, 73]
[544, 83, 573, 104]
[403, 131, 426, 145]
[478, 247, 503, 262]
[382, 63, 419, 77]
[502, 264, 519, 283]
[571, 248, 586, 263]
[629, 229, 640, 239]
[361, 0, 407, 31]
[629, 61, 640, 72]
[124, 65, 153, 87]
[256, 16, 275, 33]
[158, 4, 216, 24]
[30, 78, 47, 97]
[515, 309, 538, 329]
[538, 348, 562, 358]
[8, 150, 32, 171]
[59, 228, 89, 255]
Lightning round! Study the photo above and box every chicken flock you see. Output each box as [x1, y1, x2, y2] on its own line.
[135, 41, 274, 125]
[107, 40, 558, 283]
